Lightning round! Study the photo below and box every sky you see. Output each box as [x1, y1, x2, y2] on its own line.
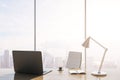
[0, 0, 84, 50]
[0, 0, 33, 34]
[0, 0, 34, 50]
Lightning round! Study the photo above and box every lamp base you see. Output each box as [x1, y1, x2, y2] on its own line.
[91, 71, 107, 76]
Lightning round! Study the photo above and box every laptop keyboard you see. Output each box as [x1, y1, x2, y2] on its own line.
[43, 69, 52, 75]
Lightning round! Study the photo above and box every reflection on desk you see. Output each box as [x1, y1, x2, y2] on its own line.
[15, 73, 41, 80]
[0, 67, 120, 80]
[0, 73, 41, 80]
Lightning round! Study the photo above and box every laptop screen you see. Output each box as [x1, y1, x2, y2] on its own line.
[12, 51, 43, 75]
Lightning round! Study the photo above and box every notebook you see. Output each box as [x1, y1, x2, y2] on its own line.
[12, 50, 52, 75]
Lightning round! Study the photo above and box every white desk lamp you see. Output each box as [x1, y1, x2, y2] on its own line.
[82, 36, 108, 76]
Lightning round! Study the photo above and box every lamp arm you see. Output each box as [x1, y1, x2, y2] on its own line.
[98, 48, 108, 73]
[89, 37, 108, 73]
[90, 37, 106, 49]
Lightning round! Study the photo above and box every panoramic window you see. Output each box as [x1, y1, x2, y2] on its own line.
[0, 0, 33, 68]
[0, 0, 119, 69]
[86, 0, 120, 69]
[36, 0, 84, 67]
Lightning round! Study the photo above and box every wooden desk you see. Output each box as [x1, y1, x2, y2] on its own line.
[32, 68, 120, 80]
[0, 67, 120, 80]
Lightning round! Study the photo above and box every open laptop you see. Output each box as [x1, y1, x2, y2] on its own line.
[12, 50, 52, 75]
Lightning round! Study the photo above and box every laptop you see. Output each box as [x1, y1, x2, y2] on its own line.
[12, 50, 52, 75]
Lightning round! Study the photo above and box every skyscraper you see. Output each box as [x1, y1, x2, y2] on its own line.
[3, 50, 10, 68]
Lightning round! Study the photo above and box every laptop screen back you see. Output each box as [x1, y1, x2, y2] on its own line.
[12, 51, 43, 75]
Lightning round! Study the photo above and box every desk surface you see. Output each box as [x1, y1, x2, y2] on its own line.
[0, 67, 120, 80]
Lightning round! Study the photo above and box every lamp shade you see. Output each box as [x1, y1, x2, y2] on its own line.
[82, 37, 90, 48]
